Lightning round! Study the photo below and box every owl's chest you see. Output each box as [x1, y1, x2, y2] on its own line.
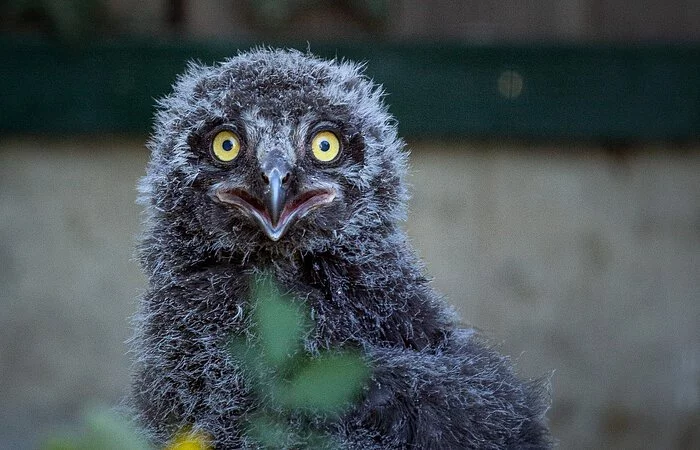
[175, 254, 406, 350]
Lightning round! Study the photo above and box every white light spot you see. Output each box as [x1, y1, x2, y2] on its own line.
[497, 70, 524, 99]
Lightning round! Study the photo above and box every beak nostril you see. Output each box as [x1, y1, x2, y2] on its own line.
[261, 168, 291, 187]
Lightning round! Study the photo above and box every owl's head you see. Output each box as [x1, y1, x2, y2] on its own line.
[141, 48, 408, 257]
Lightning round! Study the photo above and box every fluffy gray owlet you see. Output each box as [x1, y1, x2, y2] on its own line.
[132, 48, 552, 449]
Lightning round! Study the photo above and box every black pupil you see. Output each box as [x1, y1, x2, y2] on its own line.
[319, 140, 331, 152]
[222, 139, 233, 151]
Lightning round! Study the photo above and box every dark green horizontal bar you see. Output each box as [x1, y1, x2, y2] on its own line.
[1, 37, 699, 140]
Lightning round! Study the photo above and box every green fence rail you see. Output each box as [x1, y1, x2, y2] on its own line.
[1, 38, 699, 140]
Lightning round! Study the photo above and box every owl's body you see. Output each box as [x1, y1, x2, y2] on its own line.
[133, 49, 551, 449]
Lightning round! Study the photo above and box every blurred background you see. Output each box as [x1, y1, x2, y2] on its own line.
[1, 1, 699, 449]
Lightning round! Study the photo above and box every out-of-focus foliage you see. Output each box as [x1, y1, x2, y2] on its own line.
[41, 408, 212, 450]
[40, 408, 151, 450]
[228, 275, 371, 448]
[40, 275, 369, 449]
[277, 351, 370, 414]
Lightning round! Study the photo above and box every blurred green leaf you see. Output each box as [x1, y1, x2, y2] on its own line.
[245, 412, 336, 450]
[252, 275, 309, 368]
[278, 351, 370, 415]
[245, 413, 294, 449]
[41, 408, 151, 450]
[228, 336, 268, 387]
[227, 274, 371, 448]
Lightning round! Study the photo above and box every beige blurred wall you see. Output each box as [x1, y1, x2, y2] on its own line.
[0, 137, 698, 449]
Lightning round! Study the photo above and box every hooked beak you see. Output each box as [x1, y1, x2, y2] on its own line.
[213, 167, 336, 241]
[264, 168, 287, 229]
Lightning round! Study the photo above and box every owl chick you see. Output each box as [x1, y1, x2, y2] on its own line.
[132, 48, 552, 449]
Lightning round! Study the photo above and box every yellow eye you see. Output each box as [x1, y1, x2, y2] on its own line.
[310, 131, 340, 162]
[211, 130, 241, 162]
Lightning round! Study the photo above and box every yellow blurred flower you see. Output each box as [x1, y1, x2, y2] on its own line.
[164, 429, 212, 450]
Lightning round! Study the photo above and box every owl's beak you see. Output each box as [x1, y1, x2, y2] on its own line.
[259, 167, 336, 240]
[213, 169, 336, 242]
[263, 167, 287, 229]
